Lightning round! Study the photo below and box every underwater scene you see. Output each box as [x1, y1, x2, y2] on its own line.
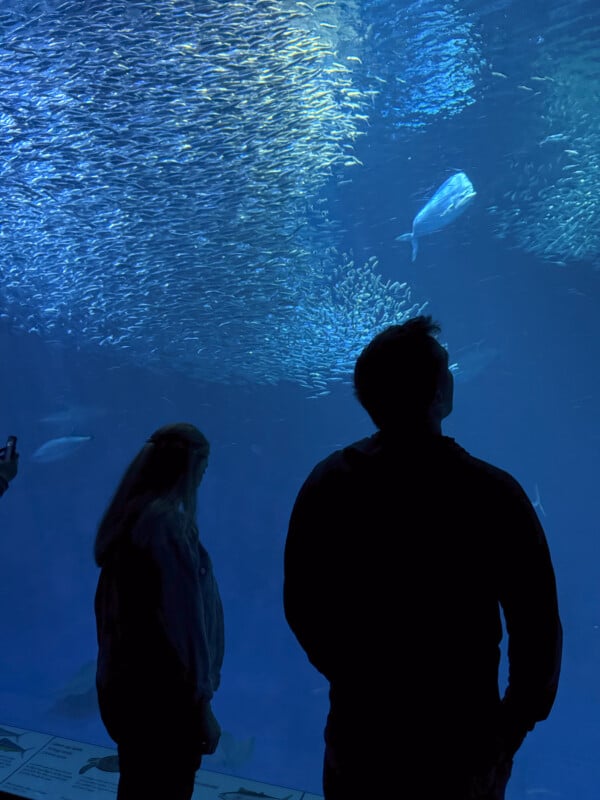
[0, 0, 598, 796]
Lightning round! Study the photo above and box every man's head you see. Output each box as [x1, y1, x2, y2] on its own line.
[353, 315, 453, 432]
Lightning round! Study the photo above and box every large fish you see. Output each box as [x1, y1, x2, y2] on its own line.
[31, 435, 93, 463]
[396, 171, 476, 261]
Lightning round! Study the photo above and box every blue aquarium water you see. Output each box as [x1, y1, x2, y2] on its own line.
[0, 0, 598, 795]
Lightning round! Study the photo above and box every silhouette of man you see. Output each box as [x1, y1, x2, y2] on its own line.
[284, 315, 562, 800]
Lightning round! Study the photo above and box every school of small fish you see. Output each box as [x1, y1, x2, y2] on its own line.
[0, 0, 597, 391]
[0, 0, 418, 389]
[490, 16, 600, 266]
[362, 0, 483, 129]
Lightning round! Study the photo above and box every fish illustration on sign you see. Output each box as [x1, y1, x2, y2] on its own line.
[31, 435, 93, 463]
[396, 171, 477, 261]
[79, 755, 120, 774]
[0, 728, 24, 740]
[0, 737, 32, 756]
[218, 790, 293, 800]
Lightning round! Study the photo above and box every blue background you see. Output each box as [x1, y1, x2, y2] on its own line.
[1, 1, 598, 796]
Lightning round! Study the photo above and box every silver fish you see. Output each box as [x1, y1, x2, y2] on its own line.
[396, 171, 477, 261]
[39, 404, 107, 431]
[31, 435, 93, 463]
[0, 0, 422, 390]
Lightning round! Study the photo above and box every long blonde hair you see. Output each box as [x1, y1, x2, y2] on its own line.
[94, 422, 210, 566]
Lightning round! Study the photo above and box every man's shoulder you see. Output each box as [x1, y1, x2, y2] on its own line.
[450, 439, 528, 498]
[308, 434, 378, 478]
[303, 434, 526, 496]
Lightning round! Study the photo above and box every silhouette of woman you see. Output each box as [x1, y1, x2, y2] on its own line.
[94, 422, 224, 800]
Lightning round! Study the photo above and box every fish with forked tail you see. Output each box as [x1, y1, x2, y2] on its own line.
[0, 737, 33, 756]
[0, 728, 24, 740]
[31, 435, 93, 463]
[396, 171, 476, 261]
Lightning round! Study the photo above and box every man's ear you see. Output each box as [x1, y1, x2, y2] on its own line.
[431, 389, 443, 410]
[430, 384, 452, 420]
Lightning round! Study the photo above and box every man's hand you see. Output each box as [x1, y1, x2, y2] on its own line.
[197, 701, 221, 755]
[469, 755, 513, 800]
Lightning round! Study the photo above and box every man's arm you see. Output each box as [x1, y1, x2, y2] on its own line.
[284, 474, 341, 681]
[498, 478, 563, 753]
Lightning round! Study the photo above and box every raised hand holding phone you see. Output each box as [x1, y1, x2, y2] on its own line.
[0, 435, 18, 494]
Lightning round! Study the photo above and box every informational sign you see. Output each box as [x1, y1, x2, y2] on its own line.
[0, 723, 323, 800]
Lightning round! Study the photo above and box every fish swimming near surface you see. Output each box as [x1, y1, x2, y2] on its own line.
[396, 171, 477, 261]
[31, 435, 93, 463]
[39, 404, 107, 435]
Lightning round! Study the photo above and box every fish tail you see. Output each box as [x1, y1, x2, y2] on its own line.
[395, 232, 418, 261]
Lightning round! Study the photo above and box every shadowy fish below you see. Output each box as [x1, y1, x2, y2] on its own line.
[204, 730, 255, 772]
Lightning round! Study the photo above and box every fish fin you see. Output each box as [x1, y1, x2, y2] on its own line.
[396, 232, 419, 260]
